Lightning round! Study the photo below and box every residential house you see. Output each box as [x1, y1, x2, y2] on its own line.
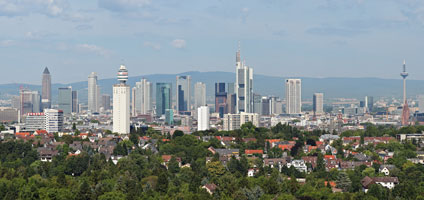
[379, 164, 396, 176]
[361, 176, 399, 192]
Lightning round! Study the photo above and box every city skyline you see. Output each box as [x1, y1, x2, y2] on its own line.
[1, 1, 424, 84]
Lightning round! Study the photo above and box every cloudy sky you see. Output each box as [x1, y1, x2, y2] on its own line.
[0, 0, 423, 84]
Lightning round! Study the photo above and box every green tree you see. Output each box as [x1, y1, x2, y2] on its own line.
[98, 191, 127, 200]
[335, 172, 352, 192]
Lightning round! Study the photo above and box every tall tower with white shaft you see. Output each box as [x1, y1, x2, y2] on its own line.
[113, 65, 130, 134]
[400, 60, 410, 126]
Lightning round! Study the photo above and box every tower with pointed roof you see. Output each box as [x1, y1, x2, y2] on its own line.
[41, 67, 51, 109]
[235, 43, 254, 113]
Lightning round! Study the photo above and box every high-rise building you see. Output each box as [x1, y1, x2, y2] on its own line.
[113, 65, 130, 134]
[252, 94, 262, 115]
[194, 82, 206, 109]
[235, 47, 253, 113]
[165, 109, 174, 125]
[176, 75, 191, 113]
[41, 67, 51, 109]
[227, 83, 235, 94]
[20, 89, 41, 116]
[400, 60, 410, 126]
[418, 95, 424, 113]
[134, 78, 152, 115]
[313, 93, 324, 115]
[269, 96, 278, 115]
[197, 106, 210, 131]
[227, 93, 237, 114]
[58, 87, 73, 115]
[215, 82, 227, 118]
[102, 94, 111, 111]
[365, 96, 374, 113]
[223, 112, 259, 131]
[156, 83, 172, 117]
[285, 79, 302, 114]
[260, 96, 269, 115]
[72, 91, 78, 113]
[88, 72, 99, 113]
[44, 109, 63, 133]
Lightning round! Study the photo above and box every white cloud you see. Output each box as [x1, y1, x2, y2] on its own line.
[171, 39, 186, 48]
[0, 0, 90, 22]
[144, 41, 161, 50]
[98, 0, 151, 12]
[76, 44, 112, 57]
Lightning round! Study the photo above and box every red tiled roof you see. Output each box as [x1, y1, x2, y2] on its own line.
[245, 149, 263, 155]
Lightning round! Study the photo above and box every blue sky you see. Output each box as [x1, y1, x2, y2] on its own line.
[0, 0, 423, 84]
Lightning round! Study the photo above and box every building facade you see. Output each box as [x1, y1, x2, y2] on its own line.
[58, 87, 73, 115]
[223, 112, 259, 131]
[41, 67, 51, 109]
[197, 106, 210, 131]
[176, 75, 191, 114]
[313, 93, 324, 115]
[88, 72, 99, 113]
[113, 65, 131, 134]
[156, 83, 172, 117]
[44, 109, 63, 133]
[134, 78, 152, 115]
[285, 79, 302, 114]
[194, 82, 206, 110]
[235, 48, 253, 114]
[215, 82, 227, 118]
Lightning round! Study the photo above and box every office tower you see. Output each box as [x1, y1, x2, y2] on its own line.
[365, 96, 374, 112]
[252, 94, 262, 114]
[20, 89, 41, 116]
[285, 79, 302, 114]
[72, 91, 78, 113]
[24, 112, 46, 131]
[58, 87, 72, 115]
[156, 83, 172, 117]
[194, 82, 206, 109]
[275, 99, 284, 115]
[44, 109, 63, 133]
[359, 101, 365, 108]
[134, 78, 152, 115]
[419, 95, 424, 113]
[400, 60, 410, 126]
[197, 106, 210, 131]
[313, 93, 324, 115]
[215, 82, 227, 117]
[41, 67, 51, 109]
[227, 83, 235, 94]
[113, 65, 130, 134]
[165, 109, 174, 125]
[176, 75, 191, 113]
[227, 93, 237, 114]
[88, 72, 99, 113]
[0, 107, 19, 123]
[269, 96, 278, 115]
[102, 94, 111, 111]
[235, 47, 253, 113]
[261, 96, 269, 115]
[223, 112, 259, 131]
[97, 85, 101, 111]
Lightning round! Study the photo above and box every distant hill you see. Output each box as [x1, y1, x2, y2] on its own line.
[1, 71, 423, 103]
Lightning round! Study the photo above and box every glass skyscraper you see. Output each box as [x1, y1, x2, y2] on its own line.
[156, 83, 172, 117]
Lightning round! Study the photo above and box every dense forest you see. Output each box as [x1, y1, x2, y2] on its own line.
[1, 123, 424, 200]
